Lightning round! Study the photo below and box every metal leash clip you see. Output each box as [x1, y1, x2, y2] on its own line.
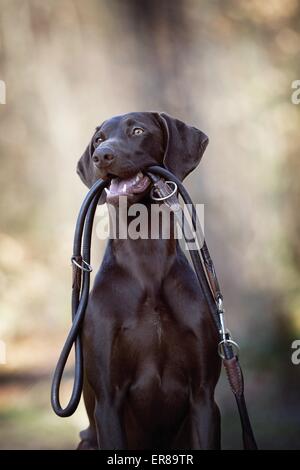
[216, 296, 240, 359]
[71, 256, 93, 272]
[150, 180, 178, 201]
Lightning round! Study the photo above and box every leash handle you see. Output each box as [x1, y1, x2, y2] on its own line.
[51, 179, 107, 417]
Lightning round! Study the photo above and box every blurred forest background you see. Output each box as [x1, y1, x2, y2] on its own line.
[0, 0, 300, 449]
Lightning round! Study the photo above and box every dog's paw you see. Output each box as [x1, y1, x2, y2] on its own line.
[77, 439, 97, 450]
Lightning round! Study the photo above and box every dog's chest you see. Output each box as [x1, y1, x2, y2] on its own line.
[109, 299, 194, 415]
[111, 297, 194, 376]
[119, 299, 169, 346]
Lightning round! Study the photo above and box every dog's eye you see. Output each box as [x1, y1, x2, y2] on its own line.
[94, 134, 105, 146]
[132, 127, 144, 136]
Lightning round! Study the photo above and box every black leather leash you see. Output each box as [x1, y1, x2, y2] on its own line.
[51, 167, 257, 450]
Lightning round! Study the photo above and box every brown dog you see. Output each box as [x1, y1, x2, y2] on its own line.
[76, 112, 221, 449]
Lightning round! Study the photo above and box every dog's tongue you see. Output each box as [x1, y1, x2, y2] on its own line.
[107, 171, 150, 196]
[110, 174, 140, 195]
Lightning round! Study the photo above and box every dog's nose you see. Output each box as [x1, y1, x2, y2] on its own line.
[92, 151, 115, 167]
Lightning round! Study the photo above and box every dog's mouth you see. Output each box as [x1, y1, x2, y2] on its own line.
[104, 171, 151, 204]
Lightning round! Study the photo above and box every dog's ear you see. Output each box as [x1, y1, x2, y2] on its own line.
[77, 126, 100, 188]
[158, 113, 209, 181]
[76, 141, 95, 188]
[77, 127, 107, 203]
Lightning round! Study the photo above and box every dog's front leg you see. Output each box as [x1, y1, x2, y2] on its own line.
[94, 393, 127, 450]
[190, 390, 221, 450]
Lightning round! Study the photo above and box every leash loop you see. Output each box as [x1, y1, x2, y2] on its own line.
[51, 178, 107, 417]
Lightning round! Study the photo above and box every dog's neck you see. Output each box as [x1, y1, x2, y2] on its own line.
[106, 199, 177, 288]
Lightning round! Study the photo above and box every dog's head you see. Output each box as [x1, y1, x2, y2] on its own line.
[77, 112, 209, 204]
